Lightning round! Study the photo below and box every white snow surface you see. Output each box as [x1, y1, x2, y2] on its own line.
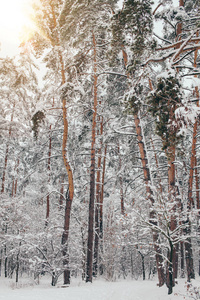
[1, 277, 200, 300]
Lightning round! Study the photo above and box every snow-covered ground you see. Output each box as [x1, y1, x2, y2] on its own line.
[0, 277, 200, 300]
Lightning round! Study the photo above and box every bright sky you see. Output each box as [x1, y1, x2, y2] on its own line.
[0, 0, 36, 57]
[0, 0, 178, 58]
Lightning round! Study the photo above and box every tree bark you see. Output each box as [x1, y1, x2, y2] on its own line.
[180, 241, 185, 278]
[99, 144, 107, 275]
[118, 145, 125, 215]
[183, 31, 199, 283]
[1, 107, 14, 194]
[133, 113, 165, 286]
[86, 32, 98, 283]
[59, 175, 65, 209]
[93, 117, 103, 276]
[11, 159, 19, 197]
[49, 3, 74, 285]
[184, 119, 197, 282]
[45, 125, 52, 227]
[121, 50, 165, 286]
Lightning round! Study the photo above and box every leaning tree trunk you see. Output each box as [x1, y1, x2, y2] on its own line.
[121, 47, 165, 286]
[134, 113, 165, 287]
[86, 32, 98, 283]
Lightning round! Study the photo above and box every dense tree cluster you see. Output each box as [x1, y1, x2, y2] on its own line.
[1, 0, 200, 295]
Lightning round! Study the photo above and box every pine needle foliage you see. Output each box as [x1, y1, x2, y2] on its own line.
[111, 0, 155, 69]
[32, 111, 45, 139]
[126, 83, 143, 114]
[147, 76, 183, 154]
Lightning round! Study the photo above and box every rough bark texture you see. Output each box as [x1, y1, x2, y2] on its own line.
[45, 126, 52, 227]
[166, 5, 185, 287]
[61, 190, 72, 285]
[99, 144, 107, 275]
[183, 31, 199, 283]
[184, 119, 197, 282]
[86, 32, 98, 283]
[188, 122, 197, 210]
[122, 52, 165, 286]
[134, 114, 165, 287]
[93, 119, 103, 276]
[50, 3, 75, 284]
[49, 3, 74, 284]
[118, 145, 125, 215]
[180, 241, 185, 278]
[93, 204, 100, 276]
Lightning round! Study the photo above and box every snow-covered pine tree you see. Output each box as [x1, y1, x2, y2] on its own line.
[59, 0, 119, 282]
[111, 0, 166, 287]
[29, 0, 74, 285]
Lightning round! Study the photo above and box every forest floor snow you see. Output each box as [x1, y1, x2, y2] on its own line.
[0, 276, 200, 300]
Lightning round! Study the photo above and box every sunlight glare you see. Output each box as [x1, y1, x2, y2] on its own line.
[0, 0, 36, 46]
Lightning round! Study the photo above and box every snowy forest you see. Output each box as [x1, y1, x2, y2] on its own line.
[1, 0, 200, 297]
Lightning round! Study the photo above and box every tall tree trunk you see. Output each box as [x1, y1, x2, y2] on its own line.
[150, 137, 163, 194]
[1, 107, 14, 194]
[45, 125, 52, 227]
[93, 203, 100, 277]
[180, 241, 185, 278]
[166, 5, 185, 287]
[12, 159, 19, 197]
[16, 242, 21, 284]
[121, 48, 165, 286]
[185, 120, 196, 282]
[165, 125, 180, 293]
[4, 225, 8, 278]
[93, 117, 103, 276]
[50, 3, 74, 284]
[194, 32, 200, 278]
[134, 113, 165, 286]
[61, 79, 74, 284]
[86, 32, 98, 283]
[118, 145, 125, 215]
[0, 249, 2, 277]
[183, 31, 199, 283]
[81, 227, 86, 281]
[59, 175, 65, 209]
[99, 144, 107, 275]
